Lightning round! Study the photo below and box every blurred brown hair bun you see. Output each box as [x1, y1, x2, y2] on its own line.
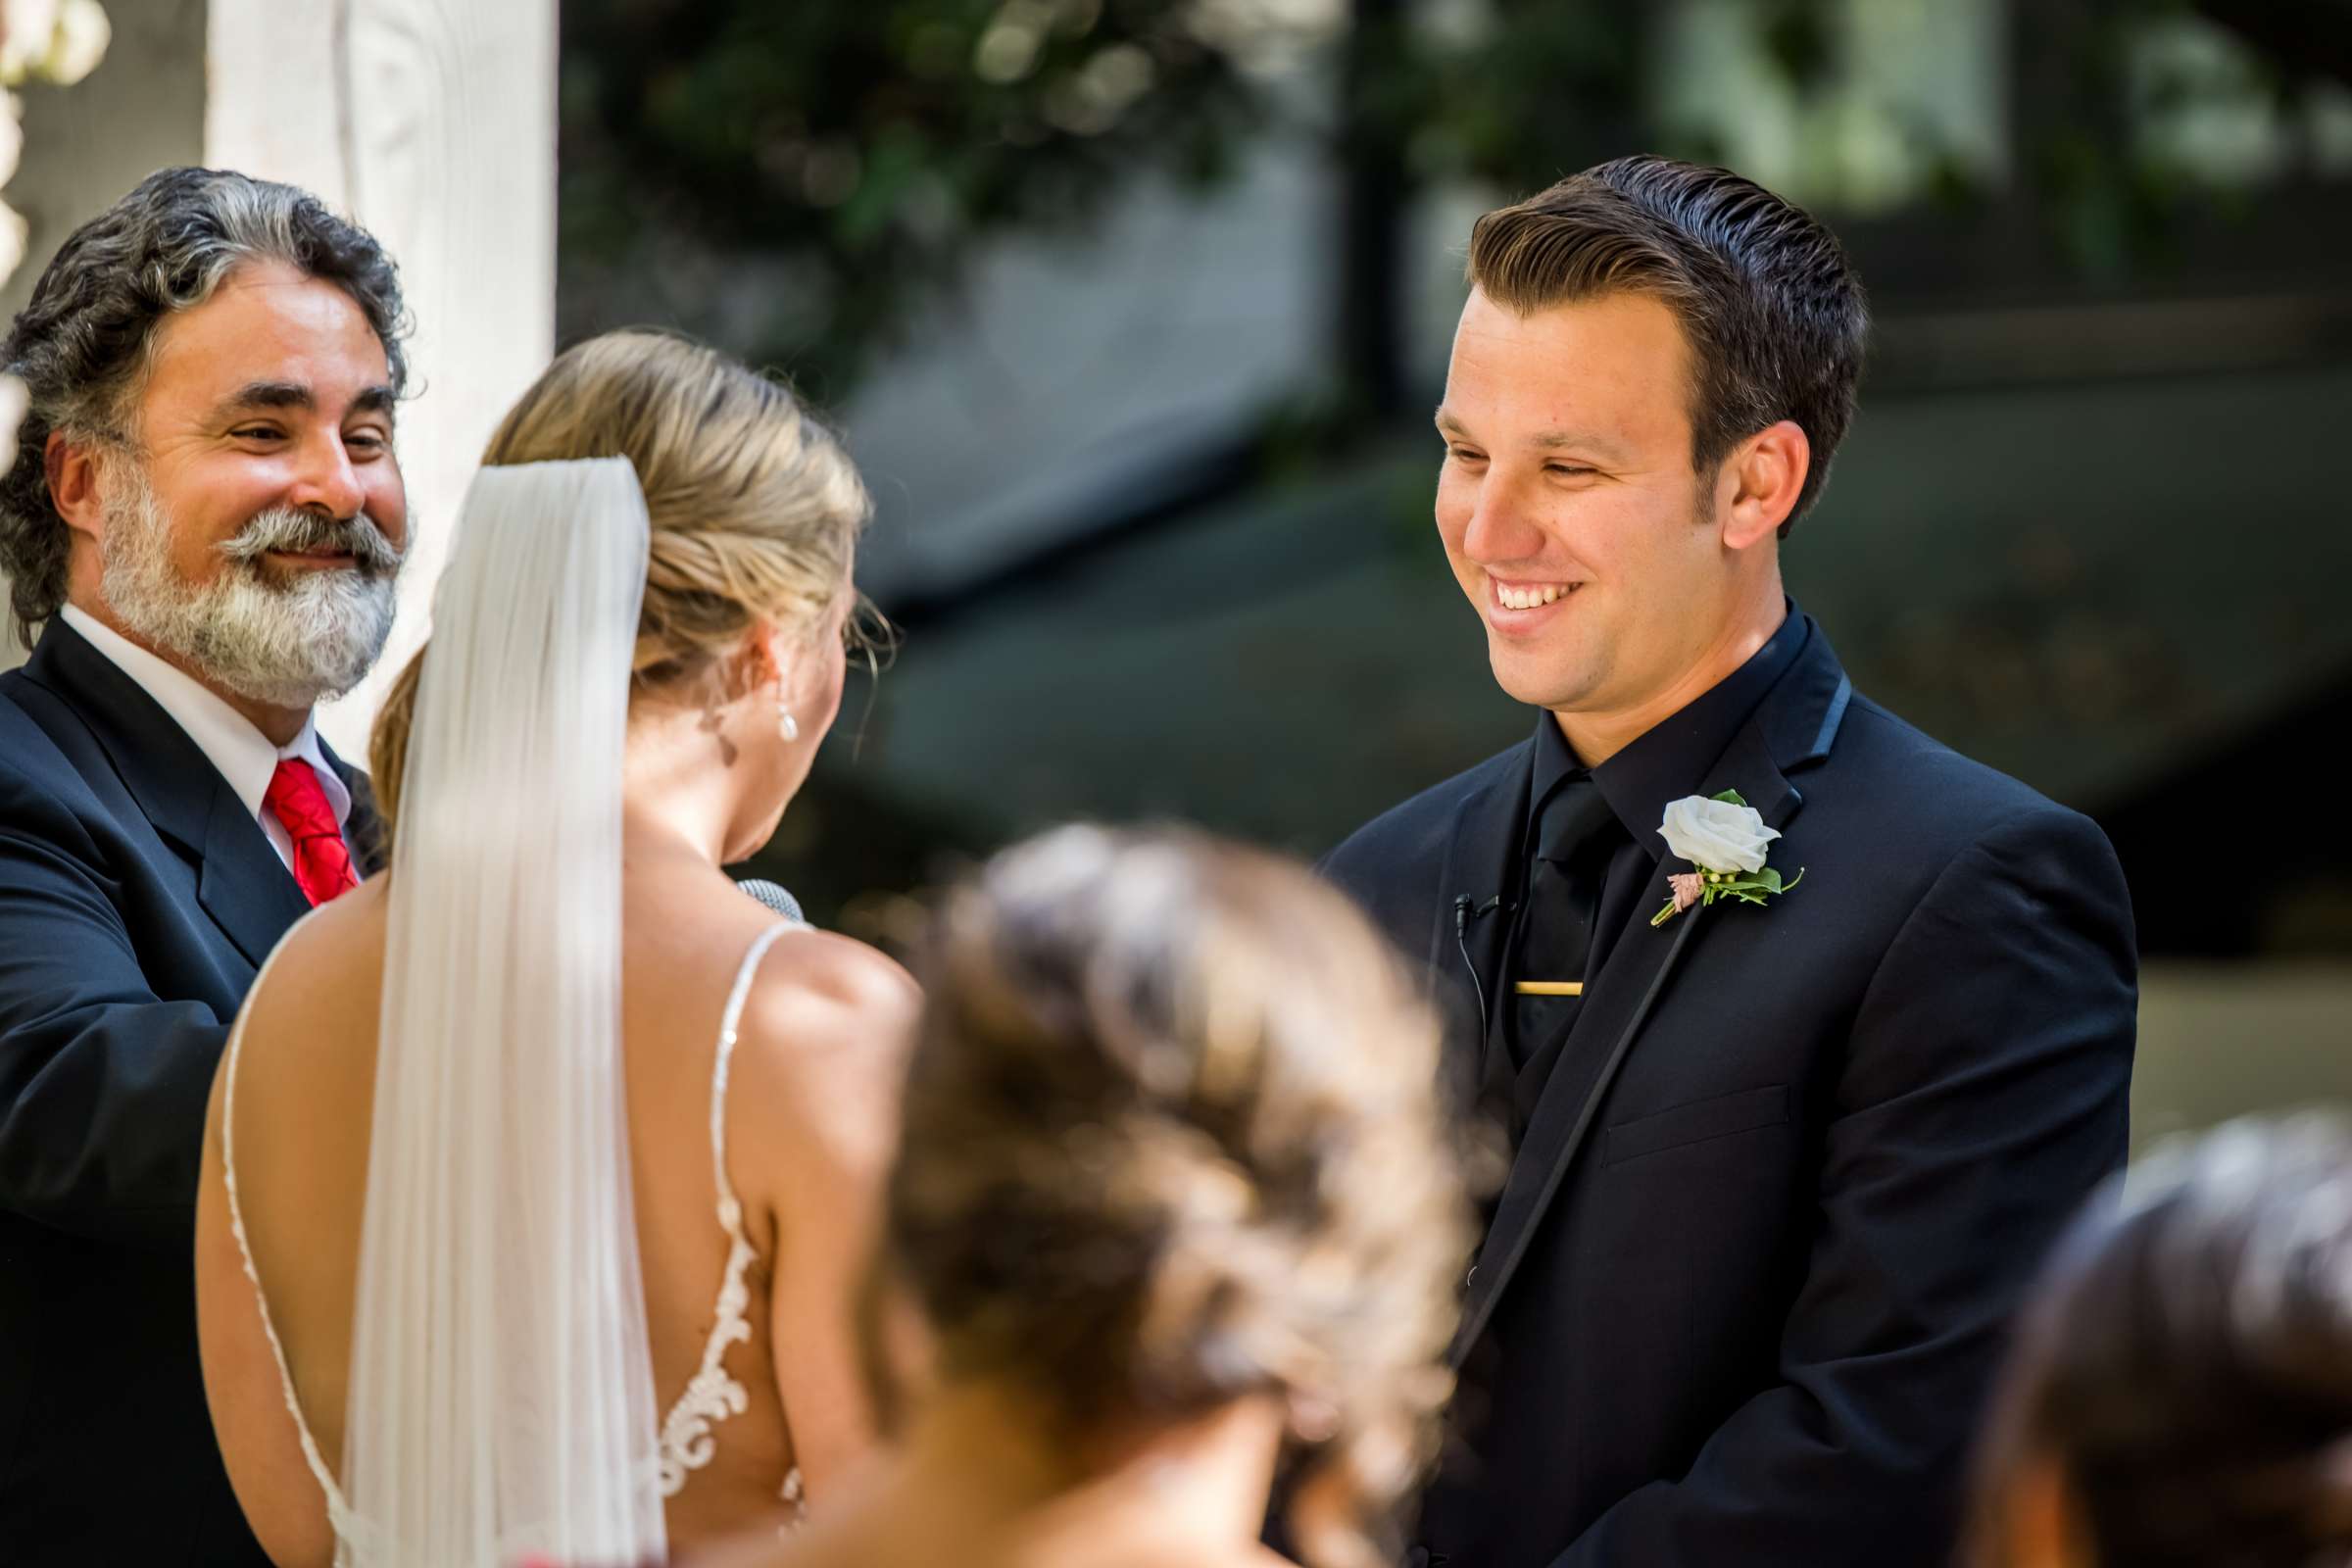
[888, 824, 1473, 1568]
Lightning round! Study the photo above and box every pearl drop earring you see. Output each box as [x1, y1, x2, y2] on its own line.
[778, 698, 800, 743]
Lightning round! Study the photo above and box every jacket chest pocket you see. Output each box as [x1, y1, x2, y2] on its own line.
[1601, 1083, 1788, 1167]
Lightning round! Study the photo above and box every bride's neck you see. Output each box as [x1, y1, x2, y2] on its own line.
[893, 1380, 1287, 1557]
[618, 702, 752, 868]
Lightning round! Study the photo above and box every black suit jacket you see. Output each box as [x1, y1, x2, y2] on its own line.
[0, 619, 382, 1566]
[1323, 620, 2136, 1567]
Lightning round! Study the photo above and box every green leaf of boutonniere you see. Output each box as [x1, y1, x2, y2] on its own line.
[1650, 857, 1806, 927]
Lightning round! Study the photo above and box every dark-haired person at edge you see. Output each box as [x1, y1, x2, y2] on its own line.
[1969, 1113, 2352, 1568]
[1319, 156, 2137, 1566]
[705, 824, 1474, 1568]
[0, 170, 408, 1565]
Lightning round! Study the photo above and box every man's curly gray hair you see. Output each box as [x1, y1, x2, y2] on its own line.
[0, 167, 410, 644]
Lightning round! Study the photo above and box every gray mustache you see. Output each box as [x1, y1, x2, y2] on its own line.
[219, 508, 405, 576]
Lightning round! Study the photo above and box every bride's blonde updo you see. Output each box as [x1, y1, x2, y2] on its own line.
[369, 329, 871, 837]
[887, 825, 1474, 1568]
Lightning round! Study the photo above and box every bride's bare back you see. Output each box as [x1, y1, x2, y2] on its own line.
[195, 847, 916, 1568]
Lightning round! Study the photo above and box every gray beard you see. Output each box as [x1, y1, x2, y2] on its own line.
[99, 468, 405, 710]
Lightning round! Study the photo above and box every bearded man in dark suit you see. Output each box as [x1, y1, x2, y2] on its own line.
[1322, 156, 2136, 1567]
[0, 169, 409, 1565]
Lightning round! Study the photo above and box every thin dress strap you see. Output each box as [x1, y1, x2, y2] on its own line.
[656, 920, 806, 1521]
[220, 911, 367, 1562]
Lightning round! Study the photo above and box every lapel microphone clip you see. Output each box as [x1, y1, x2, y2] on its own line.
[1454, 894, 1505, 1054]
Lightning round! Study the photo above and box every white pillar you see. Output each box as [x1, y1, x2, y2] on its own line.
[2, 0, 557, 763]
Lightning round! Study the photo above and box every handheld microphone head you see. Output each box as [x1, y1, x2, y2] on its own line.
[735, 877, 805, 924]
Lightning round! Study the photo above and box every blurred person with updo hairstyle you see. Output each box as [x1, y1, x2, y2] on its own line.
[1968, 1112, 2352, 1568]
[193, 329, 918, 1566]
[706, 824, 1476, 1568]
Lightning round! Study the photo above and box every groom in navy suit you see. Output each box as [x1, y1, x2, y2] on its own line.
[0, 170, 410, 1564]
[1323, 157, 2136, 1566]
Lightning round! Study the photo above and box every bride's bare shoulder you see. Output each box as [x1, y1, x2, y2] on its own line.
[729, 926, 919, 1166]
[745, 923, 918, 1050]
[774, 922, 914, 1005]
[233, 878, 390, 1069]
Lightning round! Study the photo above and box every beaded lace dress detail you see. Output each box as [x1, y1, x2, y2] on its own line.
[220, 920, 808, 1563]
[656, 920, 806, 1517]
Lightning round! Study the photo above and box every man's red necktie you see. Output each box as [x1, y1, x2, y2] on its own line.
[264, 758, 359, 906]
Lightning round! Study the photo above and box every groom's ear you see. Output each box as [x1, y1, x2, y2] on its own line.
[1720, 419, 1809, 551]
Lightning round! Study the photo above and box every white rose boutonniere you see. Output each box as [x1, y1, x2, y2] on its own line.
[1652, 789, 1804, 927]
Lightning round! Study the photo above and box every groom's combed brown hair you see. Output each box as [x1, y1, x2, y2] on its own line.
[1467, 155, 1869, 533]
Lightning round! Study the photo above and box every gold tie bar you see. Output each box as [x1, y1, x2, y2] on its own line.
[1513, 980, 1584, 997]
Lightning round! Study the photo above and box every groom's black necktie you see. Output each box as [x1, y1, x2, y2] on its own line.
[1502, 773, 1625, 1136]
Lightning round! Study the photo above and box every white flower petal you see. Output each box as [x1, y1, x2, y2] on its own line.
[2, 372, 29, 473]
[1658, 795, 1780, 874]
[43, 0, 110, 87]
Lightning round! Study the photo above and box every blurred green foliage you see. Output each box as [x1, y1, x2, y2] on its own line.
[561, 0, 2348, 398]
[561, 0, 1265, 394]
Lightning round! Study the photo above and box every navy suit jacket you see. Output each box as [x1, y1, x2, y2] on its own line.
[1322, 619, 2136, 1567]
[0, 619, 381, 1566]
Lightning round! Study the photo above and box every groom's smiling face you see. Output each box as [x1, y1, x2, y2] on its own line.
[1436, 287, 1746, 735]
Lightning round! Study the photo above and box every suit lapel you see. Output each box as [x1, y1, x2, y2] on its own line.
[1425, 742, 1535, 1107]
[198, 777, 314, 964]
[1448, 639, 1855, 1364]
[25, 621, 216, 854]
[1450, 851, 1711, 1361]
[24, 619, 312, 964]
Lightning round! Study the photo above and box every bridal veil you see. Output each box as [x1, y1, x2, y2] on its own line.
[345, 458, 664, 1565]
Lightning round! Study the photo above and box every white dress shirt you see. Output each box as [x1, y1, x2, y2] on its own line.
[59, 604, 352, 867]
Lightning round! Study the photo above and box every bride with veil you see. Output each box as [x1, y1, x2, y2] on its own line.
[193, 329, 917, 1567]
